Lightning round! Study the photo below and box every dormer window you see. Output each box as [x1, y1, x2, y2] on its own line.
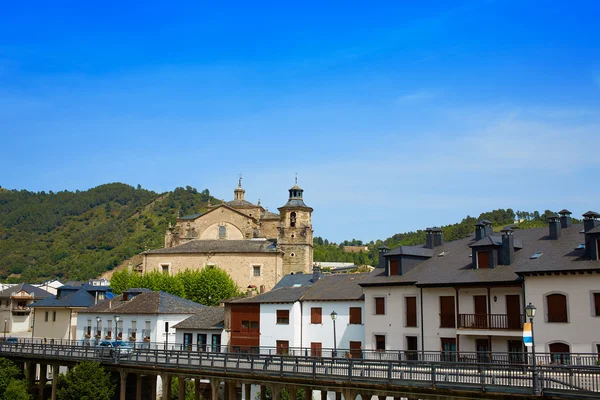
[290, 212, 296, 228]
[389, 259, 399, 276]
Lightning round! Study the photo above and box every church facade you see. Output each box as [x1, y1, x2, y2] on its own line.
[141, 180, 314, 292]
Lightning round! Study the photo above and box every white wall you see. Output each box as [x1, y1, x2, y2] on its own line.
[301, 300, 364, 351]
[259, 302, 301, 349]
[525, 274, 600, 354]
[32, 308, 73, 340]
[174, 329, 229, 350]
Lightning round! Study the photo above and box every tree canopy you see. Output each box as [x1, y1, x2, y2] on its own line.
[0, 358, 30, 400]
[110, 267, 243, 305]
[57, 361, 115, 400]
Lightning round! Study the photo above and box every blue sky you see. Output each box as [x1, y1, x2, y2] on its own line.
[1, 1, 599, 242]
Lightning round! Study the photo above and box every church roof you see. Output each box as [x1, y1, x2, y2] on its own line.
[225, 199, 260, 208]
[144, 239, 280, 254]
[261, 210, 280, 220]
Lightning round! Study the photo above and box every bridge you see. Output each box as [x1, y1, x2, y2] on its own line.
[1, 341, 599, 400]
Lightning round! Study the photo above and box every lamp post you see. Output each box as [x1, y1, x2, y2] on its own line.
[525, 303, 540, 395]
[330, 311, 338, 358]
[114, 315, 120, 342]
[3, 318, 7, 340]
[96, 316, 101, 343]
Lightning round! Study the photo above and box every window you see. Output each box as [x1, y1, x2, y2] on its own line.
[276, 310, 289, 325]
[311, 307, 322, 324]
[253, 265, 261, 277]
[547, 293, 568, 322]
[375, 297, 385, 315]
[276, 340, 289, 355]
[165, 321, 169, 334]
[406, 336, 419, 360]
[52, 311, 56, 322]
[439, 296, 456, 328]
[549, 342, 571, 364]
[290, 212, 296, 228]
[310, 342, 322, 357]
[375, 335, 386, 351]
[161, 264, 169, 274]
[349, 341, 362, 359]
[131, 321, 137, 339]
[406, 296, 417, 327]
[477, 251, 489, 268]
[107, 320, 112, 338]
[349, 307, 362, 324]
[389, 259, 399, 276]
[241, 320, 259, 332]
[98, 292, 105, 300]
[594, 293, 600, 316]
[218, 225, 227, 239]
[45, 312, 48, 322]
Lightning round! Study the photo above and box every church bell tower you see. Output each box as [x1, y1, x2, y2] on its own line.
[277, 180, 313, 275]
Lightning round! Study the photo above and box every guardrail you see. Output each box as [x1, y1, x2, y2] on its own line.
[1, 341, 600, 398]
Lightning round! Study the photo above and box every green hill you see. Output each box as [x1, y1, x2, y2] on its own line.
[0, 183, 220, 282]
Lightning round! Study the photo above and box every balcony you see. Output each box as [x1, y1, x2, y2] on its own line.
[458, 314, 524, 330]
[11, 306, 31, 315]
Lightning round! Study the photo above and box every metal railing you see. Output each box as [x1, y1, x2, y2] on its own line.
[458, 314, 524, 330]
[1, 341, 600, 397]
[439, 313, 456, 328]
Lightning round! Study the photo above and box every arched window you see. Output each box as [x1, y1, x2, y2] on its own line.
[549, 342, 571, 364]
[290, 212, 296, 228]
[546, 293, 568, 323]
[218, 225, 227, 240]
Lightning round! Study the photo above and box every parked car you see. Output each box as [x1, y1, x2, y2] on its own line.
[95, 340, 134, 358]
[0, 337, 18, 344]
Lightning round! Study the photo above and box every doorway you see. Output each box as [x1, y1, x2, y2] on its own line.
[474, 295, 488, 328]
[506, 295, 521, 329]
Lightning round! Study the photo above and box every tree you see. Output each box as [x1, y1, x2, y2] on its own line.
[57, 361, 116, 400]
[0, 358, 25, 399]
[3, 380, 30, 400]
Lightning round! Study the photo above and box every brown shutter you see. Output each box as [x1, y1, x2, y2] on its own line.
[349, 307, 362, 324]
[406, 297, 417, 327]
[440, 296, 456, 328]
[389, 259, 399, 276]
[547, 294, 568, 322]
[594, 293, 600, 317]
[375, 297, 385, 315]
[310, 342, 322, 357]
[311, 307, 322, 324]
[477, 251, 489, 268]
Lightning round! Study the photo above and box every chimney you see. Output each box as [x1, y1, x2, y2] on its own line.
[558, 209, 572, 228]
[481, 220, 493, 237]
[312, 266, 321, 282]
[500, 227, 514, 265]
[583, 211, 600, 233]
[378, 245, 390, 269]
[425, 227, 443, 249]
[548, 215, 561, 240]
[475, 222, 486, 241]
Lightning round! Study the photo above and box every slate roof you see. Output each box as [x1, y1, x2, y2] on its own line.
[360, 223, 600, 288]
[179, 213, 204, 220]
[226, 199, 259, 208]
[385, 246, 433, 257]
[279, 199, 312, 209]
[172, 307, 225, 330]
[301, 274, 367, 301]
[144, 239, 279, 254]
[272, 273, 316, 290]
[30, 289, 96, 308]
[0, 283, 52, 299]
[83, 291, 207, 314]
[261, 210, 280, 220]
[587, 226, 600, 234]
[231, 286, 310, 304]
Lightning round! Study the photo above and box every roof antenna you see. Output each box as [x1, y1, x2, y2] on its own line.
[295, 173, 298, 185]
[238, 173, 242, 188]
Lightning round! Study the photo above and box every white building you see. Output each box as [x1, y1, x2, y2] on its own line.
[0, 284, 52, 335]
[173, 307, 227, 351]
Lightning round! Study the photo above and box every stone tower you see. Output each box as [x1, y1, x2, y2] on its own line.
[277, 181, 314, 275]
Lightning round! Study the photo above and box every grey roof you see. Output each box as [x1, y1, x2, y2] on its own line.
[30, 289, 95, 308]
[83, 291, 207, 314]
[583, 211, 600, 218]
[469, 235, 503, 247]
[360, 223, 600, 288]
[278, 199, 313, 210]
[261, 210, 280, 220]
[301, 274, 367, 301]
[385, 246, 434, 257]
[179, 213, 204, 220]
[558, 209, 572, 215]
[587, 226, 600, 234]
[172, 307, 224, 330]
[144, 239, 279, 254]
[226, 199, 259, 208]
[231, 286, 310, 304]
[0, 283, 52, 299]
[272, 273, 316, 290]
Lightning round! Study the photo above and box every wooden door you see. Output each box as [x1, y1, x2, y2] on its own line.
[477, 251, 489, 268]
[405, 336, 418, 360]
[506, 295, 521, 329]
[474, 295, 487, 328]
[310, 342, 322, 357]
[476, 338, 490, 363]
[349, 341, 362, 359]
[508, 340, 524, 364]
[440, 338, 456, 361]
[439, 296, 455, 328]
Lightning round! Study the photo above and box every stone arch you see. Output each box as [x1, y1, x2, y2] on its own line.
[200, 222, 244, 240]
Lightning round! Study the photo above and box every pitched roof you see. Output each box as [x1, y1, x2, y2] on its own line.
[301, 274, 367, 301]
[231, 286, 310, 304]
[172, 307, 225, 330]
[272, 273, 316, 290]
[144, 239, 279, 255]
[226, 199, 259, 208]
[385, 246, 434, 257]
[179, 213, 204, 220]
[82, 291, 207, 314]
[0, 283, 52, 299]
[361, 224, 600, 288]
[261, 210, 280, 220]
[30, 289, 96, 308]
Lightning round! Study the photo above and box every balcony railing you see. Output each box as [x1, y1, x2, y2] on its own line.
[458, 313, 524, 330]
[548, 313, 569, 323]
[11, 306, 31, 314]
[439, 313, 456, 328]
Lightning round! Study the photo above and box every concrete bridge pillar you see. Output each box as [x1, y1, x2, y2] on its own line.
[178, 376, 186, 400]
[39, 364, 47, 400]
[50, 365, 59, 400]
[269, 384, 282, 400]
[305, 388, 313, 400]
[25, 361, 36, 391]
[225, 381, 238, 400]
[119, 370, 128, 400]
[162, 373, 172, 400]
[210, 378, 221, 400]
[341, 389, 358, 400]
[135, 374, 142, 400]
[320, 389, 327, 400]
[194, 378, 202, 400]
[260, 385, 266, 400]
[150, 375, 157, 400]
[244, 383, 251, 400]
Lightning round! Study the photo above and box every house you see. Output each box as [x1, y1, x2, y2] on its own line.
[173, 307, 227, 351]
[0, 284, 52, 335]
[77, 288, 208, 349]
[360, 210, 600, 361]
[226, 268, 366, 356]
[32, 280, 63, 295]
[30, 282, 113, 341]
[142, 179, 314, 292]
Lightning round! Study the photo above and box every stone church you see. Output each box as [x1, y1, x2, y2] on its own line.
[141, 179, 314, 292]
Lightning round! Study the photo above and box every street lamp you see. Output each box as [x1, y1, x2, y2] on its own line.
[114, 315, 120, 341]
[3, 318, 7, 340]
[525, 303, 540, 395]
[96, 316, 101, 342]
[330, 311, 338, 358]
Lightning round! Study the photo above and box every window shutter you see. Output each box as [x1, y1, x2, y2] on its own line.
[349, 307, 362, 324]
[311, 307, 322, 324]
[375, 297, 385, 315]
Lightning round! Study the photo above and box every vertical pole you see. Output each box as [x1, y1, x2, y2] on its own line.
[120, 370, 128, 400]
[333, 320, 337, 358]
[136, 374, 142, 400]
[39, 364, 47, 400]
[178, 376, 186, 400]
[260, 385, 266, 400]
[244, 383, 251, 400]
[150, 375, 157, 400]
[195, 379, 202, 400]
[50, 365, 58, 400]
[210, 378, 220, 400]
[531, 318, 540, 395]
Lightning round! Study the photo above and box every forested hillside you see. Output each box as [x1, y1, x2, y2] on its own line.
[313, 208, 568, 268]
[0, 184, 219, 282]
